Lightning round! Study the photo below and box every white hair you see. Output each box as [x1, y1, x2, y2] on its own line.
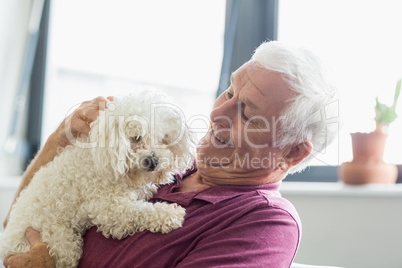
[251, 41, 338, 174]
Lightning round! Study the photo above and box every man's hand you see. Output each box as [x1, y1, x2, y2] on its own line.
[53, 96, 114, 148]
[3, 228, 55, 268]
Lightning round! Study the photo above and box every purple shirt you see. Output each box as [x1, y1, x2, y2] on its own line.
[78, 169, 301, 268]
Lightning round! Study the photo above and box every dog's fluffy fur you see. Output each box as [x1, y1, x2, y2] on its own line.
[0, 91, 195, 267]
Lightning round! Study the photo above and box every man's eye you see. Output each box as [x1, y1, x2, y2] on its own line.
[241, 103, 250, 121]
[225, 90, 234, 100]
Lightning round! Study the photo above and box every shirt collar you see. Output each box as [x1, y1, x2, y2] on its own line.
[191, 182, 281, 204]
[154, 165, 282, 206]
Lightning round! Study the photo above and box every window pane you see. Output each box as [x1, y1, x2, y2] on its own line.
[43, 0, 225, 143]
[278, 0, 402, 165]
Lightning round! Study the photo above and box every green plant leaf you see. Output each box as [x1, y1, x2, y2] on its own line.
[375, 79, 401, 125]
[392, 79, 401, 110]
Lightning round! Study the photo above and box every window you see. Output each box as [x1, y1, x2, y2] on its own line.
[19, 0, 401, 182]
[278, 0, 402, 167]
[42, 0, 226, 144]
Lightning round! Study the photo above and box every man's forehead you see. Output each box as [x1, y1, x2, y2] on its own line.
[231, 62, 255, 80]
[231, 60, 292, 95]
[241, 62, 293, 116]
[232, 61, 282, 84]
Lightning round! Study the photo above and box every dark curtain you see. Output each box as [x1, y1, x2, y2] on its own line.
[25, 0, 50, 167]
[217, 0, 279, 97]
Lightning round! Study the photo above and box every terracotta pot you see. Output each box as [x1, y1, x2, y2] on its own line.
[339, 132, 398, 185]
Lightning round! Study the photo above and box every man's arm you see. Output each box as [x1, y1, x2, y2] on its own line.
[3, 134, 59, 228]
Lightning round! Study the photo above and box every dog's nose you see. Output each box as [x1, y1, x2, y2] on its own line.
[141, 156, 159, 171]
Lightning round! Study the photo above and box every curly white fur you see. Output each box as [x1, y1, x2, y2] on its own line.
[0, 91, 195, 268]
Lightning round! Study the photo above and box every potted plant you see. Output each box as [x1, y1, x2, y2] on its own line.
[339, 79, 401, 185]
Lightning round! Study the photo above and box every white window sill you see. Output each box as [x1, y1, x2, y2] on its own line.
[280, 181, 402, 197]
[0, 176, 21, 189]
[2, 177, 402, 197]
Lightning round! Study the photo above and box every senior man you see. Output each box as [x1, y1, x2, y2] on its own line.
[3, 41, 337, 268]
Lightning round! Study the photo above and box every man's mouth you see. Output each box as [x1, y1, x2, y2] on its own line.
[212, 129, 233, 147]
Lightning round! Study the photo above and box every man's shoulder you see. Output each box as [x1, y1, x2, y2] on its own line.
[254, 188, 301, 225]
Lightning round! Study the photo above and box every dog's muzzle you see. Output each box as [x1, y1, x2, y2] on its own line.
[141, 155, 159, 171]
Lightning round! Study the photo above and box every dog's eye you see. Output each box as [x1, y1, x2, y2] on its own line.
[162, 134, 169, 144]
[130, 136, 142, 143]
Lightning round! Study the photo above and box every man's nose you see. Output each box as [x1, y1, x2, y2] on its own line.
[210, 99, 239, 128]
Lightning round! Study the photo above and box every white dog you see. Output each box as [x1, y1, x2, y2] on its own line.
[0, 91, 195, 267]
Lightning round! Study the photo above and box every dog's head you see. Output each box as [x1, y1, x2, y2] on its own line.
[89, 91, 196, 186]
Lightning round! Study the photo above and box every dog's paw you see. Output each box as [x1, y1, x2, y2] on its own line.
[149, 202, 186, 234]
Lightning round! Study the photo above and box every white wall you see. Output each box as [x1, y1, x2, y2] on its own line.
[281, 182, 402, 268]
[0, 0, 34, 176]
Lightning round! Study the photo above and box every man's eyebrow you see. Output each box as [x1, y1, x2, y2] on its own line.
[230, 74, 234, 85]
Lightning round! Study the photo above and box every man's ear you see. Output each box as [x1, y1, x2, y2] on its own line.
[281, 141, 313, 170]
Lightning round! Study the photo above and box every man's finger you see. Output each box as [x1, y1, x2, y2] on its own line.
[3, 255, 12, 266]
[25, 227, 42, 247]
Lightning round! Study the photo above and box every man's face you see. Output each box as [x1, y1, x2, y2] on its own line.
[196, 61, 294, 184]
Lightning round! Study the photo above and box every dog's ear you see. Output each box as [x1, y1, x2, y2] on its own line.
[90, 109, 129, 178]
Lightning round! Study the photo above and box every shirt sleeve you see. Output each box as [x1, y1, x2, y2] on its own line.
[175, 207, 300, 268]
